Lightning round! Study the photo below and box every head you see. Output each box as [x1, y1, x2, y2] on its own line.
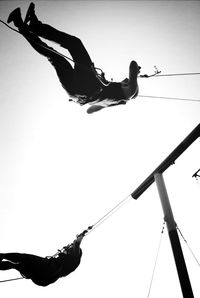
[130, 60, 141, 76]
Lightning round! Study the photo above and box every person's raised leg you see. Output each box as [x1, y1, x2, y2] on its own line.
[7, 7, 74, 94]
[0, 261, 19, 270]
[0, 253, 24, 263]
[25, 3, 93, 66]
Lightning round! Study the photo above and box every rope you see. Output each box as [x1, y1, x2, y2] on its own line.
[147, 221, 165, 298]
[152, 72, 200, 78]
[0, 277, 24, 283]
[74, 194, 132, 240]
[138, 95, 200, 103]
[47, 193, 132, 259]
[86, 194, 132, 234]
[139, 72, 200, 78]
[176, 225, 200, 267]
[0, 19, 20, 33]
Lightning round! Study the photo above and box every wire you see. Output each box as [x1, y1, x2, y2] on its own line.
[177, 225, 200, 268]
[47, 193, 133, 259]
[139, 72, 200, 78]
[86, 194, 132, 234]
[0, 277, 24, 283]
[138, 95, 200, 103]
[147, 221, 165, 298]
[0, 19, 19, 33]
[153, 72, 200, 78]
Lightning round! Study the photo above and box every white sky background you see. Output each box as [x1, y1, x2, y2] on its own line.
[0, 1, 200, 297]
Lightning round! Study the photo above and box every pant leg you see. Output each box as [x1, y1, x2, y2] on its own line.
[25, 24, 101, 96]
[29, 22, 92, 66]
[0, 252, 25, 263]
[20, 28, 74, 94]
[0, 253, 48, 278]
[0, 253, 30, 273]
[0, 261, 18, 270]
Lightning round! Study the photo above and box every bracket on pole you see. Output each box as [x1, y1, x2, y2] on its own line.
[192, 168, 200, 181]
[154, 173, 194, 298]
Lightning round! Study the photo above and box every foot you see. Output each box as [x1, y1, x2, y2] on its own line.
[24, 2, 39, 31]
[7, 7, 24, 29]
[24, 3, 35, 23]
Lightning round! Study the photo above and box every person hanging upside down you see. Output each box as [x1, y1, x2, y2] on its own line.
[7, 3, 141, 113]
[0, 234, 84, 287]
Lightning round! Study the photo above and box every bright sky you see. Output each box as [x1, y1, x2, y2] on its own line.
[0, 1, 200, 297]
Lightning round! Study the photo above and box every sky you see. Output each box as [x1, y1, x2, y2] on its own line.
[0, 1, 200, 297]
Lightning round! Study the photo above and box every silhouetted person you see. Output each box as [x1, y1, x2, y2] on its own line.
[0, 234, 84, 286]
[7, 3, 140, 113]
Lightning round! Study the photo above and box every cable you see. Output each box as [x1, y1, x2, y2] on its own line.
[0, 19, 19, 33]
[0, 277, 24, 283]
[47, 193, 132, 259]
[85, 194, 132, 235]
[147, 221, 165, 298]
[153, 72, 200, 78]
[70, 194, 132, 240]
[138, 95, 200, 103]
[177, 225, 200, 267]
[139, 72, 200, 78]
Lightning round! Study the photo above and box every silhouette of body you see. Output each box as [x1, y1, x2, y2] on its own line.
[0, 235, 83, 286]
[7, 3, 140, 112]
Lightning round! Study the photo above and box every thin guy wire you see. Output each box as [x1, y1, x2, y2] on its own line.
[177, 225, 200, 267]
[147, 221, 166, 298]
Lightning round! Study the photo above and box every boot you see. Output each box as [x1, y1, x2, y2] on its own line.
[7, 7, 24, 30]
[24, 2, 40, 31]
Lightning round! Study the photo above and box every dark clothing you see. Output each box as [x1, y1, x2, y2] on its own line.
[91, 82, 126, 102]
[0, 251, 82, 287]
[20, 22, 126, 104]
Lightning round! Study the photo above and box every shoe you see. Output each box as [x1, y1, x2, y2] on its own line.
[24, 2, 38, 27]
[7, 7, 23, 29]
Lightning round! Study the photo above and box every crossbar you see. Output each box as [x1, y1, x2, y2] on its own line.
[131, 123, 200, 199]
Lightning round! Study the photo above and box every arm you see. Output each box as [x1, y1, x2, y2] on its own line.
[121, 61, 140, 99]
[72, 234, 84, 256]
[121, 78, 129, 84]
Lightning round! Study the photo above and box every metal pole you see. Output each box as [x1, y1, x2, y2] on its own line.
[154, 173, 194, 298]
[131, 123, 200, 200]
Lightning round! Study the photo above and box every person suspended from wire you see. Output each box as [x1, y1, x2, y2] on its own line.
[7, 3, 141, 113]
[0, 233, 84, 287]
